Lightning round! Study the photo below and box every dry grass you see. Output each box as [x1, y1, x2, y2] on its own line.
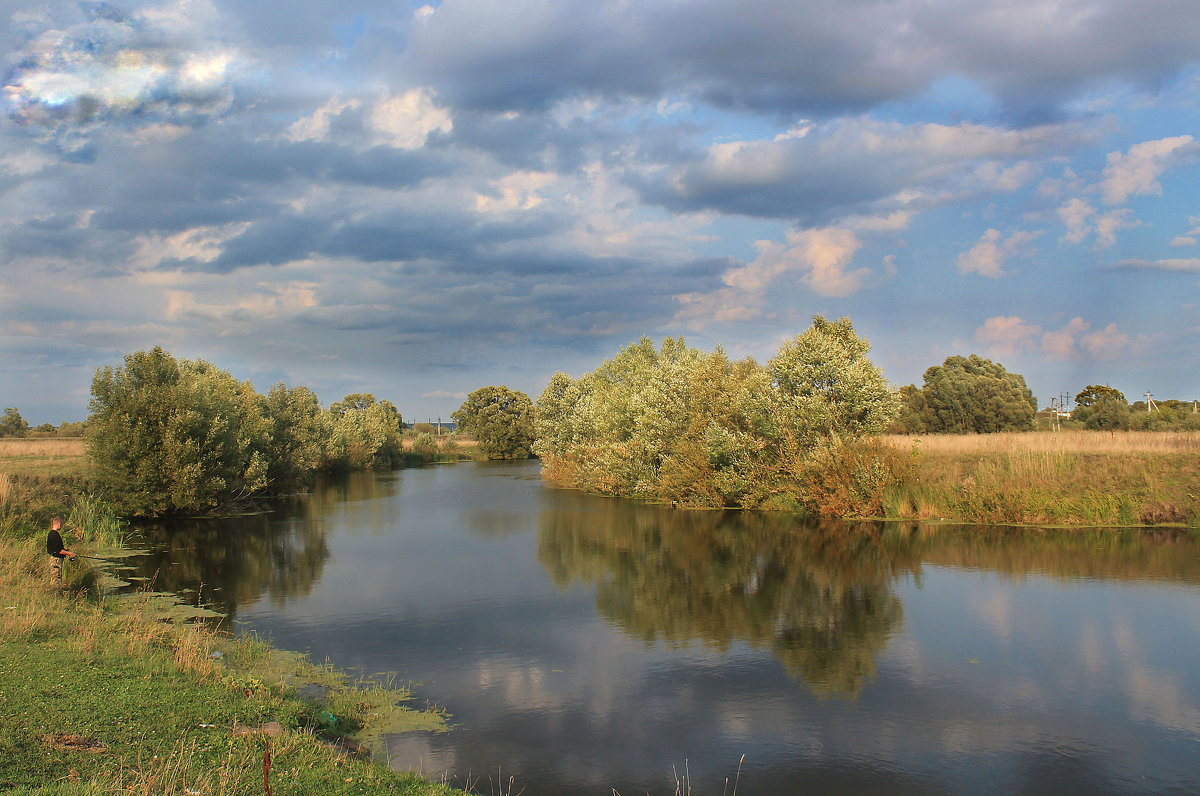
[877, 430, 1200, 526]
[0, 436, 89, 480]
[884, 430, 1200, 455]
[0, 437, 87, 457]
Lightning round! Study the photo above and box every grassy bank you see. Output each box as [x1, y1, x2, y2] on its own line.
[880, 431, 1200, 526]
[0, 472, 466, 795]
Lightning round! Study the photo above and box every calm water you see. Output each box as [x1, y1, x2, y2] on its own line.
[128, 460, 1200, 795]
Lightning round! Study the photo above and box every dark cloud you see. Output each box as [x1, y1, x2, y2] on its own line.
[404, 0, 1200, 120]
[632, 119, 1070, 222]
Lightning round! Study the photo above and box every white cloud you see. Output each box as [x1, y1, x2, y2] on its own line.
[1101, 135, 1196, 206]
[1056, 200, 1134, 249]
[725, 224, 879, 299]
[975, 315, 1041, 358]
[1173, 237, 1198, 247]
[5, 0, 257, 150]
[1080, 323, 1130, 358]
[1057, 198, 1094, 244]
[1040, 317, 1090, 357]
[369, 89, 453, 149]
[975, 315, 1127, 359]
[474, 171, 556, 213]
[287, 96, 363, 143]
[956, 229, 1040, 278]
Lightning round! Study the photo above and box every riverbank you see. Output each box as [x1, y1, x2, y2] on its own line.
[0, 475, 466, 795]
[880, 431, 1200, 526]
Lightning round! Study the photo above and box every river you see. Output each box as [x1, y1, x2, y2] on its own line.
[127, 459, 1200, 795]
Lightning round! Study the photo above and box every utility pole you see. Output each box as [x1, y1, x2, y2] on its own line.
[1145, 391, 1156, 413]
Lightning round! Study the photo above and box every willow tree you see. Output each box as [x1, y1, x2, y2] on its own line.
[87, 347, 271, 516]
[535, 316, 899, 509]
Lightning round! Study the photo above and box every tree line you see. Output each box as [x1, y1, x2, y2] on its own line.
[32, 317, 1197, 517]
[84, 347, 439, 515]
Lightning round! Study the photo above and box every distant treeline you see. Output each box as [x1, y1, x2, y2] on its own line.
[84, 347, 464, 516]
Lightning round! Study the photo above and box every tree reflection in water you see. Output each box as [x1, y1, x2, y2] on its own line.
[124, 484, 384, 625]
[538, 504, 916, 697]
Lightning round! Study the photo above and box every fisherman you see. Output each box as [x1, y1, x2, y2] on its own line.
[46, 516, 76, 585]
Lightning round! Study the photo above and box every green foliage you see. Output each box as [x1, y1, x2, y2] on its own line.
[57, 420, 86, 437]
[535, 316, 900, 510]
[86, 347, 272, 516]
[917, 354, 1037, 433]
[888, 384, 928, 433]
[264, 383, 328, 490]
[322, 393, 405, 471]
[0, 407, 29, 438]
[1072, 385, 1130, 430]
[452, 385, 536, 460]
[1127, 400, 1200, 431]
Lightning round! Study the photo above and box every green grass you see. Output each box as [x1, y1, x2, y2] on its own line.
[0, 490, 466, 796]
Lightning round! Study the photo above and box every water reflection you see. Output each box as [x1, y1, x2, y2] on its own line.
[539, 507, 909, 696]
[123, 464, 1200, 795]
[128, 497, 331, 621]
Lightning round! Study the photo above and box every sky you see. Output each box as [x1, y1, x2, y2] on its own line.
[2, 0, 1199, 425]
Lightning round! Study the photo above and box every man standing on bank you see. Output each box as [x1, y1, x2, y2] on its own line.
[47, 516, 76, 585]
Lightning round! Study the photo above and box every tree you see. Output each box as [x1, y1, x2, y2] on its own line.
[534, 316, 901, 510]
[1072, 385, 1130, 430]
[453, 386, 535, 460]
[768, 315, 899, 443]
[86, 347, 271, 515]
[323, 393, 404, 471]
[0, 407, 29, 438]
[919, 355, 1036, 433]
[263, 383, 328, 489]
[887, 385, 929, 433]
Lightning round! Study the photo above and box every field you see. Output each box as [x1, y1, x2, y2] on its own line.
[885, 430, 1200, 456]
[880, 431, 1200, 527]
[0, 436, 89, 479]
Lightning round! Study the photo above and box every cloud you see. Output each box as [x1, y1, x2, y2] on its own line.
[401, 0, 1200, 120]
[975, 316, 1042, 358]
[4, 1, 261, 152]
[1056, 200, 1135, 248]
[642, 118, 1070, 223]
[975, 316, 1127, 359]
[1115, 258, 1200, 273]
[1172, 237, 1197, 247]
[1101, 136, 1197, 205]
[1040, 317, 1091, 357]
[956, 228, 1041, 278]
[1080, 323, 1130, 359]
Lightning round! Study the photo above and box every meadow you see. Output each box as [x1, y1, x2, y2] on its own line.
[879, 430, 1200, 526]
[0, 437, 89, 479]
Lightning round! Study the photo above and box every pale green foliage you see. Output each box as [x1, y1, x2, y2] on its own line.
[453, 385, 535, 459]
[87, 348, 272, 515]
[769, 315, 900, 443]
[323, 393, 405, 470]
[535, 316, 899, 509]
